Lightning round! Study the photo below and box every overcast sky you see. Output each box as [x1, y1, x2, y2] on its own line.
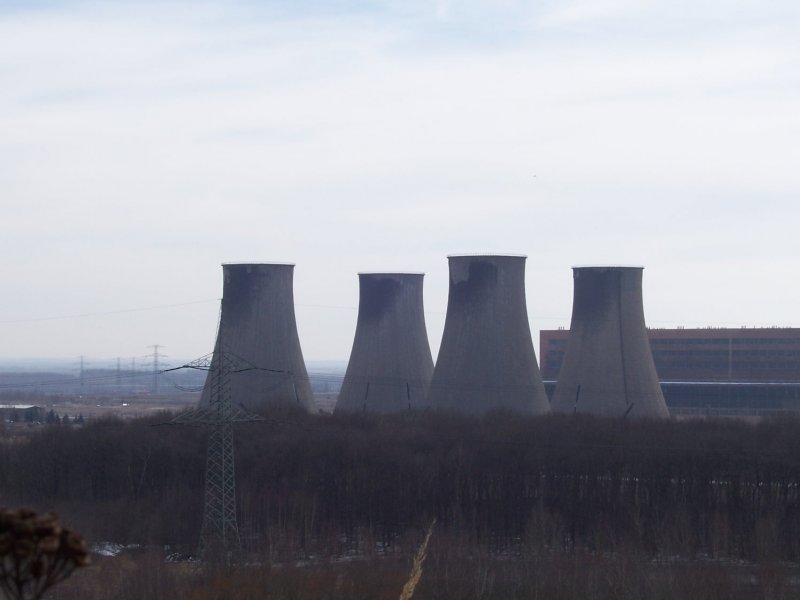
[1, 0, 798, 365]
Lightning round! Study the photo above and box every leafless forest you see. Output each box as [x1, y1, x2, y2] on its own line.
[3, 408, 800, 598]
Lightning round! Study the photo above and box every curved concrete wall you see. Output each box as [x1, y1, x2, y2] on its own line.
[428, 255, 550, 415]
[335, 273, 434, 413]
[551, 266, 669, 418]
[200, 263, 315, 413]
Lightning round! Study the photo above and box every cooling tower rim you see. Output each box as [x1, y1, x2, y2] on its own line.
[447, 253, 527, 259]
[571, 264, 644, 270]
[221, 261, 296, 267]
[357, 271, 425, 276]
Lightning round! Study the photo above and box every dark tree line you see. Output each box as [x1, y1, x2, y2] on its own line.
[2, 409, 800, 562]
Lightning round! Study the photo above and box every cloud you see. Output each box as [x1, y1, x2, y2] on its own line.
[540, 0, 654, 25]
[0, 0, 798, 359]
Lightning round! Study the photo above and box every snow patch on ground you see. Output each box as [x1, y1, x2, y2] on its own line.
[91, 542, 141, 557]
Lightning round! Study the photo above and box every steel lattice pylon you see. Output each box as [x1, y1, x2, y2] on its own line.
[165, 345, 263, 563]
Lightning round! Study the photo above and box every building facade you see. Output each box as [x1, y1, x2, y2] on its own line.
[541, 327, 800, 415]
[542, 327, 800, 383]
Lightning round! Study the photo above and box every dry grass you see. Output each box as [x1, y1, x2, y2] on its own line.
[48, 538, 800, 600]
[399, 520, 435, 600]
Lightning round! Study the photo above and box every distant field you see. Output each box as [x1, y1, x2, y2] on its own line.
[1, 391, 339, 424]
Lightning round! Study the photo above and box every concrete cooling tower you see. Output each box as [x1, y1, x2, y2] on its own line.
[551, 266, 669, 418]
[428, 255, 550, 415]
[200, 263, 315, 413]
[335, 273, 434, 413]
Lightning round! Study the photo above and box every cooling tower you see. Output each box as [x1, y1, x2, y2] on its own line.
[335, 273, 434, 413]
[428, 255, 550, 415]
[200, 263, 315, 413]
[551, 266, 669, 418]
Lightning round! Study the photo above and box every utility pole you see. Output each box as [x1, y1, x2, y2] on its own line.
[145, 345, 167, 395]
[161, 340, 263, 564]
[116, 357, 122, 389]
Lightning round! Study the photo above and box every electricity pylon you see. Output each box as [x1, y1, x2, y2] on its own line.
[163, 344, 263, 563]
[145, 344, 167, 394]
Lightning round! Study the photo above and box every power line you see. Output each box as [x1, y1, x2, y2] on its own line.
[0, 361, 339, 391]
[3, 296, 797, 331]
[0, 299, 221, 324]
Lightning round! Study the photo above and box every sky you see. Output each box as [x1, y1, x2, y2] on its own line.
[1, 0, 799, 365]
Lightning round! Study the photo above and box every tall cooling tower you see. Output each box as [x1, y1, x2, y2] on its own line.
[200, 263, 315, 413]
[335, 273, 434, 413]
[551, 266, 668, 418]
[428, 255, 550, 415]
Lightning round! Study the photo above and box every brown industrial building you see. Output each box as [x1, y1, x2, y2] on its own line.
[541, 327, 800, 415]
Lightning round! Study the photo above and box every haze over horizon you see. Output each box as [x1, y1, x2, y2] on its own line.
[1, 0, 798, 362]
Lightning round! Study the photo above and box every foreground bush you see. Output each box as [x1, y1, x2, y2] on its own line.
[0, 507, 90, 600]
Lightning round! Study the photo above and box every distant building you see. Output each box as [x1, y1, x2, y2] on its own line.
[542, 327, 800, 382]
[541, 328, 800, 415]
[0, 405, 45, 423]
